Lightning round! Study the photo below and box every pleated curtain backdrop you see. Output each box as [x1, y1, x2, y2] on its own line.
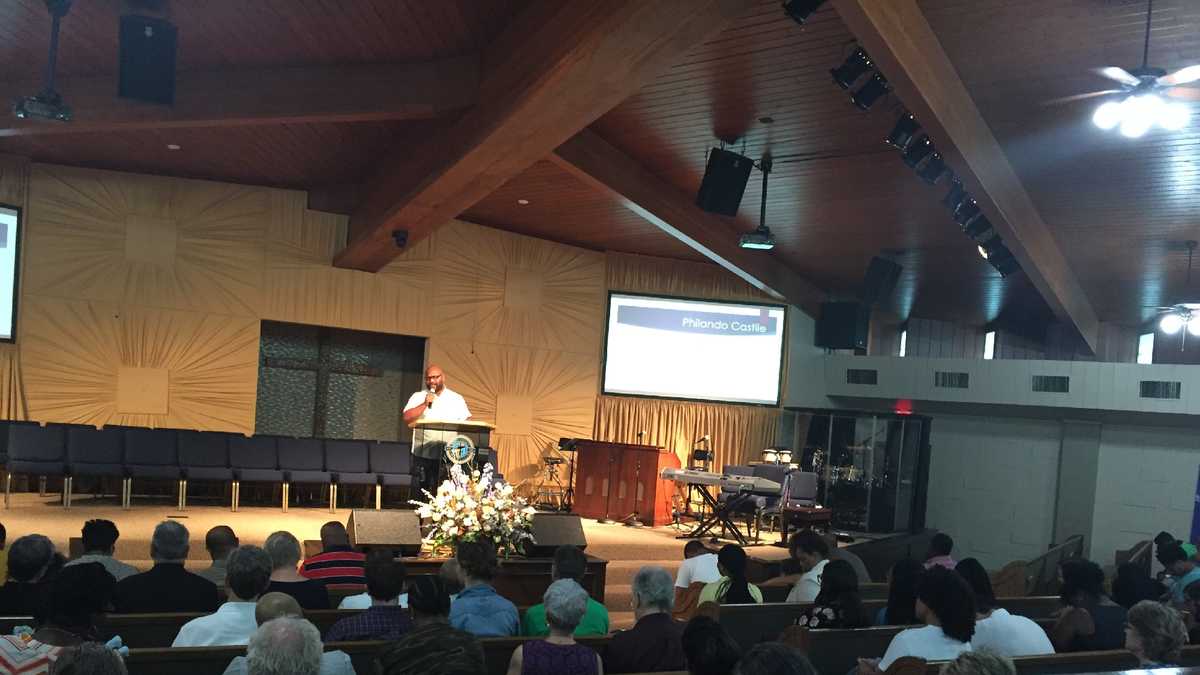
[593, 394, 779, 471]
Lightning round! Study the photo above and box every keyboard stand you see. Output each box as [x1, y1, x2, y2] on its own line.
[675, 483, 753, 546]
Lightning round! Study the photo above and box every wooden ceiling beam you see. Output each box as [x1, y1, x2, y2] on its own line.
[551, 129, 825, 315]
[333, 0, 754, 272]
[831, 0, 1100, 353]
[0, 57, 478, 137]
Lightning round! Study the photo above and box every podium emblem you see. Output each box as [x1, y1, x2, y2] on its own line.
[445, 435, 477, 465]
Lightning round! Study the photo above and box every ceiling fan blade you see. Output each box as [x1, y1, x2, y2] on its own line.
[1159, 64, 1200, 86]
[1166, 87, 1200, 101]
[1098, 66, 1141, 87]
[1042, 90, 1122, 106]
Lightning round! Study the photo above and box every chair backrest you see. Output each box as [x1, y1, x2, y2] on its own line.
[8, 422, 66, 461]
[325, 439, 369, 473]
[66, 425, 123, 464]
[720, 464, 754, 494]
[784, 471, 819, 507]
[229, 435, 277, 469]
[177, 431, 229, 468]
[370, 440, 412, 474]
[123, 427, 178, 465]
[277, 437, 324, 471]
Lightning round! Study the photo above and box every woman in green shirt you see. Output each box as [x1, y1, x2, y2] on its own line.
[522, 546, 610, 636]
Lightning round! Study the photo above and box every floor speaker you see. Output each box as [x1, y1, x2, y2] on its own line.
[525, 513, 587, 557]
[118, 14, 178, 104]
[815, 301, 870, 350]
[696, 148, 754, 216]
[347, 509, 422, 556]
[861, 257, 902, 306]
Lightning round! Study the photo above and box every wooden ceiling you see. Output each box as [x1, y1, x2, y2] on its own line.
[2, 0, 1196, 328]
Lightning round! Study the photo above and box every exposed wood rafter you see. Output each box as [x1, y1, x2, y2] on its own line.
[832, 0, 1100, 352]
[551, 129, 825, 314]
[333, 0, 754, 272]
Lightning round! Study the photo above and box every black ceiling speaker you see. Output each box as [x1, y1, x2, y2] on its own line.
[861, 256, 902, 307]
[696, 148, 753, 217]
[816, 301, 870, 351]
[118, 13, 178, 104]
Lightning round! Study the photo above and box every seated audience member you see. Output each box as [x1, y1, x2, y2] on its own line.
[1160, 542, 1200, 603]
[173, 545, 272, 646]
[955, 558, 1053, 656]
[786, 530, 830, 603]
[797, 559, 867, 629]
[681, 615, 741, 675]
[199, 525, 239, 586]
[337, 550, 412, 610]
[699, 544, 761, 605]
[860, 566, 976, 674]
[830, 544, 872, 585]
[264, 531, 330, 609]
[938, 650, 1016, 675]
[0, 563, 116, 674]
[47, 642, 128, 675]
[675, 541, 721, 617]
[0, 522, 8, 584]
[734, 643, 817, 675]
[450, 539, 519, 637]
[876, 559, 923, 626]
[376, 575, 486, 675]
[1050, 559, 1126, 652]
[507, 579, 602, 675]
[114, 521, 219, 613]
[65, 519, 138, 581]
[0, 534, 60, 616]
[606, 566, 687, 673]
[1155, 531, 1197, 562]
[1184, 580, 1200, 644]
[925, 533, 956, 571]
[1112, 562, 1165, 609]
[299, 521, 366, 590]
[244, 617, 323, 675]
[1125, 600, 1188, 667]
[223, 593, 353, 675]
[439, 559, 464, 597]
[325, 549, 411, 641]
[523, 545, 610, 636]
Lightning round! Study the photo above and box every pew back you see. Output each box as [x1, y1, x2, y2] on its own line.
[919, 645, 1200, 675]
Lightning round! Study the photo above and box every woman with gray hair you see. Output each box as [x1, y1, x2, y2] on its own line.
[605, 566, 687, 673]
[264, 531, 330, 609]
[506, 579, 601, 675]
[1125, 600, 1189, 667]
[939, 650, 1015, 675]
[245, 617, 322, 675]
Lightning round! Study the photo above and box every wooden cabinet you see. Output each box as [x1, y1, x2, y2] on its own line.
[572, 439, 680, 526]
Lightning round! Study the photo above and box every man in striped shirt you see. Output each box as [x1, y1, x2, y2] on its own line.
[299, 521, 366, 591]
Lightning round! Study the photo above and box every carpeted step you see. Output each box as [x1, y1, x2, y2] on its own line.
[603, 559, 681, 587]
[608, 611, 635, 630]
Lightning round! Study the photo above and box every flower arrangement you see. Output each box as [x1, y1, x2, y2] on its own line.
[410, 463, 536, 555]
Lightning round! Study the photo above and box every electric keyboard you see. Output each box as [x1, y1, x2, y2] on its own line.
[660, 467, 781, 493]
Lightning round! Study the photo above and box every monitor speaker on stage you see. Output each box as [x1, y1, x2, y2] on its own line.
[815, 301, 869, 351]
[525, 513, 586, 557]
[696, 148, 754, 216]
[347, 509, 422, 557]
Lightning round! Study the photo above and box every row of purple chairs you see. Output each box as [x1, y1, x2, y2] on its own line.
[2, 422, 414, 513]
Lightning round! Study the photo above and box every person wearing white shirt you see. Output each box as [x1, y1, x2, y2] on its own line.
[403, 365, 472, 426]
[787, 530, 831, 603]
[860, 567, 976, 674]
[174, 545, 273, 647]
[673, 540, 723, 615]
[956, 557, 1054, 657]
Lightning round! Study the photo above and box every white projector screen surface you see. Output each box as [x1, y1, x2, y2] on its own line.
[602, 293, 786, 405]
[0, 206, 18, 341]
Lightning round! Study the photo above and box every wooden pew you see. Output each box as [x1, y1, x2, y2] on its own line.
[910, 644, 1200, 675]
[1115, 539, 1153, 577]
[759, 580, 889, 603]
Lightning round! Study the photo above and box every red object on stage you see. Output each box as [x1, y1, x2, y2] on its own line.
[572, 439, 681, 526]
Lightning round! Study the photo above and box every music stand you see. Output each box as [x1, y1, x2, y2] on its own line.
[558, 438, 579, 512]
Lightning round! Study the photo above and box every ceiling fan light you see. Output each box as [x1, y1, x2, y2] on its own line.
[1160, 312, 1185, 334]
[1120, 94, 1161, 137]
[1092, 100, 1123, 130]
[1120, 114, 1153, 138]
[1188, 316, 1200, 337]
[1160, 102, 1190, 131]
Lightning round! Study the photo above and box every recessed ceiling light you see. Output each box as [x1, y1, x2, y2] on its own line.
[166, 144, 181, 151]
[758, 116, 774, 124]
[517, 199, 530, 205]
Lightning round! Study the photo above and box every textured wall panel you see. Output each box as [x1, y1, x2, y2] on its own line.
[25, 165, 268, 316]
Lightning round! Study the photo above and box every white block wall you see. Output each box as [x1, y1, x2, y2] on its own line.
[926, 415, 1062, 569]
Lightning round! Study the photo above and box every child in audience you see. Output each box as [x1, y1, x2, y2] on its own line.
[698, 545, 762, 605]
[876, 559, 923, 626]
[1125, 600, 1188, 667]
[796, 559, 867, 629]
[1050, 559, 1126, 652]
[858, 567, 976, 674]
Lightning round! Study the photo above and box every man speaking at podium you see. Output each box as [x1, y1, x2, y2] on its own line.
[403, 365, 471, 427]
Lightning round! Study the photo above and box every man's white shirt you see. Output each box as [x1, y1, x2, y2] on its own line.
[403, 387, 471, 422]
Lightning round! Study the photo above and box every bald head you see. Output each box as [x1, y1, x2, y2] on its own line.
[256, 592, 302, 625]
[319, 521, 350, 550]
[424, 365, 445, 393]
[206, 526, 239, 561]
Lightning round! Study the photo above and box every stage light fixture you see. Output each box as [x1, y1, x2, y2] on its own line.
[886, 113, 920, 151]
[942, 178, 968, 211]
[901, 135, 934, 168]
[977, 234, 1004, 260]
[783, 0, 826, 25]
[851, 73, 890, 110]
[916, 152, 947, 184]
[831, 47, 873, 90]
[739, 224, 776, 250]
[984, 243, 1020, 277]
[963, 216, 995, 242]
[953, 198, 982, 227]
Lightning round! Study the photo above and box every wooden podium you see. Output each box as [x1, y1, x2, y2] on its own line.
[572, 440, 680, 527]
[412, 420, 495, 491]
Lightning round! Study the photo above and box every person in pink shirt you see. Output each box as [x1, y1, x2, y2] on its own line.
[924, 533, 957, 571]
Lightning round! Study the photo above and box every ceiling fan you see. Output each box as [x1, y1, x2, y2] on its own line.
[1049, 0, 1200, 137]
[1153, 241, 1200, 336]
